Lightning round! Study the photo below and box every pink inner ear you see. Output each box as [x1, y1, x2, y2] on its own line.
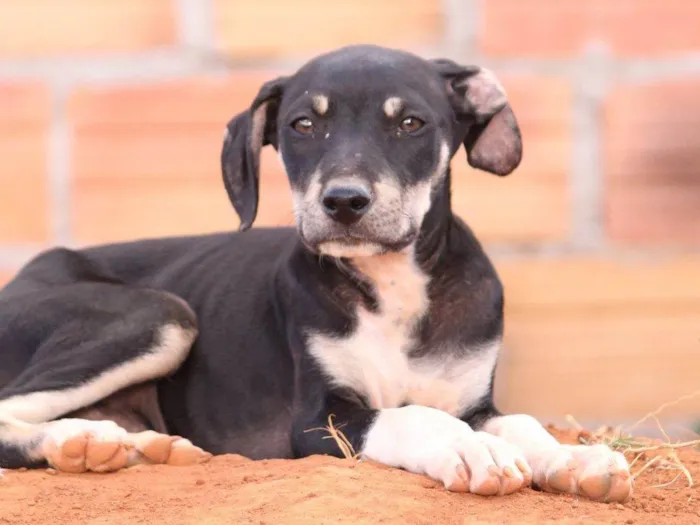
[464, 70, 508, 119]
[469, 107, 522, 176]
[249, 102, 269, 157]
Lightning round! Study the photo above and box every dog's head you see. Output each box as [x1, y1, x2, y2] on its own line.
[222, 45, 522, 258]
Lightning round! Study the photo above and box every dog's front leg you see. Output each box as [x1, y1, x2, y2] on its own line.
[483, 414, 633, 502]
[296, 399, 531, 496]
[363, 405, 532, 495]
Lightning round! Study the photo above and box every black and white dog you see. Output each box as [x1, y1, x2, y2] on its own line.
[0, 45, 631, 502]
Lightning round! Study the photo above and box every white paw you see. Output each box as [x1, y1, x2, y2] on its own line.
[529, 444, 633, 502]
[124, 430, 212, 466]
[425, 430, 532, 495]
[41, 419, 129, 473]
[362, 405, 532, 496]
[40, 419, 212, 473]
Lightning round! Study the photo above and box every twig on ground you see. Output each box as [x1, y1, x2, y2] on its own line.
[622, 439, 700, 454]
[632, 455, 662, 480]
[565, 414, 584, 432]
[652, 472, 683, 489]
[628, 449, 647, 470]
[304, 414, 360, 460]
[675, 457, 694, 488]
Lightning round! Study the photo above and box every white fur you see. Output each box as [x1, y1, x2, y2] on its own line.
[318, 241, 383, 258]
[363, 405, 529, 494]
[434, 141, 451, 184]
[312, 94, 329, 115]
[44, 419, 128, 449]
[483, 415, 560, 455]
[383, 96, 403, 118]
[307, 248, 500, 415]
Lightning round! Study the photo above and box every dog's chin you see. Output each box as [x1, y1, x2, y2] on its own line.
[310, 231, 417, 259]
[298, 221, 419, 259]
[317, 240, 386, 258]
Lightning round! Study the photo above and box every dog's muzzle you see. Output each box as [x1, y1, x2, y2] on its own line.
[294, 173, 423, 257]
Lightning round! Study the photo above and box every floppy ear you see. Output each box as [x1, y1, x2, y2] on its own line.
[221, 76, 287, 231]
[431, 59, 522, 176]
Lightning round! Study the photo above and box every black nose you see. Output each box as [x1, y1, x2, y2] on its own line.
[321, 186, 372, 225]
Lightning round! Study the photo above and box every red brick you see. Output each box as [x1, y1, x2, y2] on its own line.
[0, 83, 51, 243]
[214, 0, 443, 58]
[481, 0, 700, 58]
[69, 73, 294, 245]
[0, 0, 175, 57]
[494, 256, 700, 420]
[603, 79, 700, 245]
[451, 75, 571, 242]
[498, 257, 700, 312]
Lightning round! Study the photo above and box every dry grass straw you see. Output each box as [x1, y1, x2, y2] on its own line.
[566, 389, 700, 490]
[304, 414, 360, 460]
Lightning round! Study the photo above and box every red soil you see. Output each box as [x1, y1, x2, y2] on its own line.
[1, 428, 698, 525]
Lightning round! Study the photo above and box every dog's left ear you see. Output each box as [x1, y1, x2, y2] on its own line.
[221, 76, 287, 231]
[431, 59, 522, 176]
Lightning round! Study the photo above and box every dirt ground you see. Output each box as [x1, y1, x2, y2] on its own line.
[1, 428, 698, 525]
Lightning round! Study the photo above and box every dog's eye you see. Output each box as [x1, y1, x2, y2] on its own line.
[292, 117, 314, 135]
[399, 117, 424, 133]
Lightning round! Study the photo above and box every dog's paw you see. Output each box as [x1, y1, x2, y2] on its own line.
[362, 405, 532, 497]
[124, 430, 212, 466]
[529, 444, 632, 502]
[429, 431, 533, 496]
[40, 420, 212, 473]
[41, 419, 130, 473]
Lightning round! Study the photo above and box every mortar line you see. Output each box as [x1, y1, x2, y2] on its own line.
[48, 81, 73, 247]
[2, 52, 700, 83]
[484, 241, 700, 260]
[569, 42, 612, 251]
[442, 0, 481, 60]
[175, 0, 216, 52]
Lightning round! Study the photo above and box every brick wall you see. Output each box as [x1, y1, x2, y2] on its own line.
[1, 0, 698, 428]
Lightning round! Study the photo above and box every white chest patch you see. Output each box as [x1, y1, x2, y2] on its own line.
[306, 250, 500, 416]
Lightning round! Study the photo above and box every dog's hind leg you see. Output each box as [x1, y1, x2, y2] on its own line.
[0, 284, 210, 472]
[65, 382, 213, 470]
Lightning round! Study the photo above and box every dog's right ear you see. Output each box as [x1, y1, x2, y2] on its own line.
[221, 76, 287, 231]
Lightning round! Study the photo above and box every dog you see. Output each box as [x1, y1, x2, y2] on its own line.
[0, 45, 631, 501]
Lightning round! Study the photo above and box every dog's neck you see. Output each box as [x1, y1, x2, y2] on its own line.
[312, 173, 454, 325]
